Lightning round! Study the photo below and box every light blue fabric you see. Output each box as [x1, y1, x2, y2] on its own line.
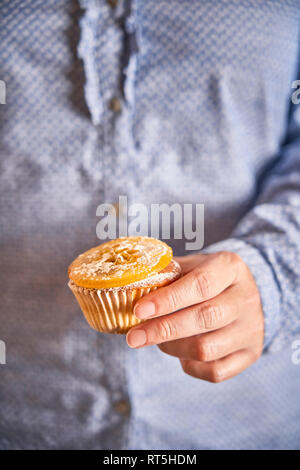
[0, 0, 300, 450]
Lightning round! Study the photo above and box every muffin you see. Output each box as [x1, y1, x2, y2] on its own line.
[68, 236, 181, 334]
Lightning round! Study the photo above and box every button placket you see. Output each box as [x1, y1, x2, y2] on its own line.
[78, 3, 129, 427]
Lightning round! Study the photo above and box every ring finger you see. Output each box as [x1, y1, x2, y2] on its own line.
[180, 349, 257, 383]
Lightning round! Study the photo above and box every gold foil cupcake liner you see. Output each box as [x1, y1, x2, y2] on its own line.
[69, 281, 158, 334]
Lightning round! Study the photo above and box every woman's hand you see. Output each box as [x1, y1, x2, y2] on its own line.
[126, 251, 264, 383]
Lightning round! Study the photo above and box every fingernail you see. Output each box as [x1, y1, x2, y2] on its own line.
[134, 301, 156, 319]
[127, 329, 147, 348]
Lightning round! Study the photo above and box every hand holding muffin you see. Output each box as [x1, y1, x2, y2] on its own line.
[68, 238, 264, 383]
[128, 251, 264, 383]
[68, 237, 181, 334]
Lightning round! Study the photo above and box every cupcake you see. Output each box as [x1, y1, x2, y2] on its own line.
[68, 236, 181, 334]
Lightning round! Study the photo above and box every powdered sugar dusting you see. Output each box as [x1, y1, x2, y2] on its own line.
[71, 237, 170, 280]
[69, 259, 181, 293]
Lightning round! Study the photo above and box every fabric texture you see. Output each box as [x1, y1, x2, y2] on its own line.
[0, 0, 300, 450]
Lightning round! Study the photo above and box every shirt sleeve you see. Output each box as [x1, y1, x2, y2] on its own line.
[202, 98, 300, 354]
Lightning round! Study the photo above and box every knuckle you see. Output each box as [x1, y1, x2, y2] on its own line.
[208, 363, 225, 383]
[198, 303, 224, 330]
[221, 250, 242, 266]
[166, 287, 180, 313]
[181, 360, 191, 375]
[155, 318, 177, 343]
[219, 250, 244, 275]
[192, 268, 211, 299]
[196, 338, 215, 362]
[218, 250, 233, 262]
[181, 360, 198, 379]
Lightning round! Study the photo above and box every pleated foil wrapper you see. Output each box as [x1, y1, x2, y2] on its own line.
[68, 281, 158, 334]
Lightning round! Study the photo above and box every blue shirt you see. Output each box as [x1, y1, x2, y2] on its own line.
[0, 0, 300, 450]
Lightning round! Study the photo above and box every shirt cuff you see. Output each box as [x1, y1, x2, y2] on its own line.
[201, 238, 282, 351]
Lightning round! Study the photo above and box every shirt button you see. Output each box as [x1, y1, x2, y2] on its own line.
[109, 97, 122, 113]
[113, 399, 131, 416]
[107, 0, 118, 7]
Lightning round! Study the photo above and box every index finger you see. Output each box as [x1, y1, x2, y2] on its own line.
[134, 251, 241, 320]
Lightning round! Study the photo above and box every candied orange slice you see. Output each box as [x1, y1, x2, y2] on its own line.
[68, 236, 173, 288]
